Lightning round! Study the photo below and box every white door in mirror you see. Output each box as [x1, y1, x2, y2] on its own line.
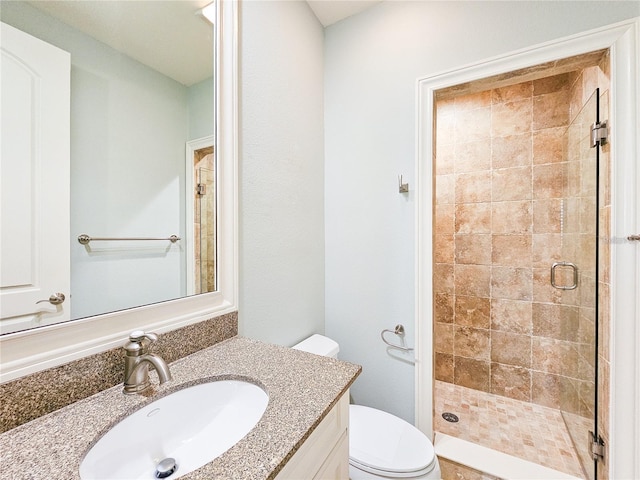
[0, 22, 71, 333]
[79, 380, 268, 480]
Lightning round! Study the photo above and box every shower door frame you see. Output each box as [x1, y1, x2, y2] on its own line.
[415, 18, 639, 478]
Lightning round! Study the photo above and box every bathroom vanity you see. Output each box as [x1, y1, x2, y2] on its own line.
[276, 391, 349, 479]
[0, 337, 360, 479]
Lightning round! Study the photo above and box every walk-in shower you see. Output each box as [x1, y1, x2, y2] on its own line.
[432, 50, 610, 480]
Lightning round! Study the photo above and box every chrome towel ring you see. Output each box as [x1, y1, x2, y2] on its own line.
[381, 324, 414, 352]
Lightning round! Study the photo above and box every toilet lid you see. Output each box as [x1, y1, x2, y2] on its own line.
[349, 405, 436, 475]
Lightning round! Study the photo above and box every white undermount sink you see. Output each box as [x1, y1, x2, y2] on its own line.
[79, 379, 269, 480]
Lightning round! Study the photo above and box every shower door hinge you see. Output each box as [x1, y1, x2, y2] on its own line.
[590, 121, 608, 148]
[196, 183, 207, 196]
[589, 431, 605, 461]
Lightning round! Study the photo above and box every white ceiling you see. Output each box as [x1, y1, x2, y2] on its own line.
[307, 0, 381, 27]
[25, 1, 379, 86]
[27, 0, 214, 86]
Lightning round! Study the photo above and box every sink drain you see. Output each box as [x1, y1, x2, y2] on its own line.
[155, 457, 178, 478]
[442, 412, 459, 423]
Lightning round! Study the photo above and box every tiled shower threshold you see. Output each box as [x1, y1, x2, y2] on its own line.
[434, 381, 588, 479]
[435, 434, 581, 480]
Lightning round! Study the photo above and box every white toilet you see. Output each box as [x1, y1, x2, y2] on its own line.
[293, 335, 441, 480]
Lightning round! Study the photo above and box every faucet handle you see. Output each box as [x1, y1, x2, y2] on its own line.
[124, 330, 158, 356]
[129, 330, 158, 343]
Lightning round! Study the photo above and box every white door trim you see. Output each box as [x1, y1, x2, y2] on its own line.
[415, 17, 639, 478]
[185, 135, 216, 296]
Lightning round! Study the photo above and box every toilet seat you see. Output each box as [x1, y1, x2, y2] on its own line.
[349, 405, 437, 478]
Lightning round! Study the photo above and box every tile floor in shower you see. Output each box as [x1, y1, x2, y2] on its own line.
[434, 380, 590, 479]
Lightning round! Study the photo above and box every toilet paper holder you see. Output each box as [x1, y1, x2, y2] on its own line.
[381, 324, 414, 352]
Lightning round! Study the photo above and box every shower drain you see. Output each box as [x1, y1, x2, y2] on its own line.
[442, 412, 459, 423]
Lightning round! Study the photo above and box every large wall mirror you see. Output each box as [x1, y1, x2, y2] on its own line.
[0, 0, 238, 381]
[2, 0, 215, 333]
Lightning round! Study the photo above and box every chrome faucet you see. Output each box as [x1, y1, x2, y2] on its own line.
[123, 330, 172, 394]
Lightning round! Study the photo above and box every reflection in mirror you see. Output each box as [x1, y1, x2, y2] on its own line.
[197, 161, 217, 293]
[0, 1, 215, 334]
[187, 136, 217, 296]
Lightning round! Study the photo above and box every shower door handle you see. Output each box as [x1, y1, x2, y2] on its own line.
[550, 262, 578, 290]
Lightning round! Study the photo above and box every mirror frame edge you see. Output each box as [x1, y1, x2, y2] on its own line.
[0, 0, 239, 384]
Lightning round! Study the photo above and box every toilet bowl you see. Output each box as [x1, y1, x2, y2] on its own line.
[293, 335, 441, 480]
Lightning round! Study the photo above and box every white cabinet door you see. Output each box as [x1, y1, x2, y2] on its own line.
[275, 392, 349, 480]
[1, 22, 71, 333]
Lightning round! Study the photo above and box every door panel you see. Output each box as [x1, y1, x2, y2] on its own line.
[1, 22, 71, 333]
[560, 88, 600, 480]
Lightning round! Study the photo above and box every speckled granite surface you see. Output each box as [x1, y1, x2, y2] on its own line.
[0, 336, 361, 479]
[0, 312, 238, 433]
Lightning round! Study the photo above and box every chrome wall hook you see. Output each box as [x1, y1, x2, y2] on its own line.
[398, 175, 409, 193]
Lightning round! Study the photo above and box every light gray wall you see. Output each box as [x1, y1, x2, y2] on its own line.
[188, 77, 214, 140]
[324, 1, 639, 423]
[238, 0, 325, 345]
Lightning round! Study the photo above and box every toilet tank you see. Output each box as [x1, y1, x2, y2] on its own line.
[292, 334, 339, 358]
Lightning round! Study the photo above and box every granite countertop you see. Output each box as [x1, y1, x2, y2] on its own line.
[0, 336, 361, 479]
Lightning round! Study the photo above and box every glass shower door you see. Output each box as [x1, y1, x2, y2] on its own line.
[558, 88, 605, 480]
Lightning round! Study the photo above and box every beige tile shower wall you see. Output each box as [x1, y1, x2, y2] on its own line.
[434, 72, 591, 411]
